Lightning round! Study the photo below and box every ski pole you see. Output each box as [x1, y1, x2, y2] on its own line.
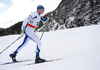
[40, 19, 49, 40]
[0, 36, 21, 54]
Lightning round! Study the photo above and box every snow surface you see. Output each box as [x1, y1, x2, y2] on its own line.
[0, 25, 100, 70]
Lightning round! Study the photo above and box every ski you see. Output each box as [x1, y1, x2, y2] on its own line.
[0, 59, 61, 65]
[23, 59, 61, 66]
[0, 59, 33, 65]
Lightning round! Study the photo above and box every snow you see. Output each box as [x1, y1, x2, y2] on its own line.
[0, 25, 100, 70]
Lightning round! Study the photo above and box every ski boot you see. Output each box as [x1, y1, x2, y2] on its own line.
[9, 52, 17, 62]
[35, 56, 46, 63]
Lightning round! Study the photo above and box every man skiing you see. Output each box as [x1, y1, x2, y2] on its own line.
[9, 5, 49, 63]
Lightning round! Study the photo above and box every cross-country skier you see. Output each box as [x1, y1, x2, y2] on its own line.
[9, 5, 49, 63]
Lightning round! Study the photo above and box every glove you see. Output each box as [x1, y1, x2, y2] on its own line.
[47, 17, 49, 21]
[20, 31, 24, 37]
[46, 17, 50, 23]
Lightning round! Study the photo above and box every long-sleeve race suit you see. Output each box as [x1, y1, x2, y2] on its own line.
[15, 11, 49, 57]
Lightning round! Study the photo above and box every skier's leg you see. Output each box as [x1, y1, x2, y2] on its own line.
[9, 34, 30, 61]
[32, 35, 41, 57]
[15, 34, 30, 53]
[34, 35, 42, 57]
[26, 33, 46, 63]
[27, 33, 42, 57]
[29, 34, 46, 63]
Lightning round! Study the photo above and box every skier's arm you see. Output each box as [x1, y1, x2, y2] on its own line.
[41, 17, 49, 24]
[20, 18, 29, 37]
[21, 18, 29, 32]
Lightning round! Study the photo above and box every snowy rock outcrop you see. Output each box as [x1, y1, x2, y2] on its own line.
[0, 0, 100, 36]
[38, 0, 100, 31]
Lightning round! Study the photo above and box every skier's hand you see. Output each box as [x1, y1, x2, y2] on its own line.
[47, 17, 49, 21]
[46, 17, 50, 23]
[20, 31, 24, 37]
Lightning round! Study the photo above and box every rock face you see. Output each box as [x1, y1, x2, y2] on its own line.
[38, 0, 100, 31]
[0, 28, 4, 31]
[0, 0, 100, 36]
[0, 21, 22, 36]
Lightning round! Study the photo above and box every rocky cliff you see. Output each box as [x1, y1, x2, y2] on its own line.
[0, 0, 100, 36]
[38, 0, 100, 31]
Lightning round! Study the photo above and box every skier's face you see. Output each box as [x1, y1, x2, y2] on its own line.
[38, 9, 44, 14]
